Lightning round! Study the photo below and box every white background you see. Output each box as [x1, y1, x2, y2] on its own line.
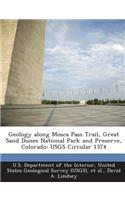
[0, 127, 125, 153]
[0, 0, 125, 199]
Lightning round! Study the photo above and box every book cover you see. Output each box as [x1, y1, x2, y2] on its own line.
[0, 19, 125, 182]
